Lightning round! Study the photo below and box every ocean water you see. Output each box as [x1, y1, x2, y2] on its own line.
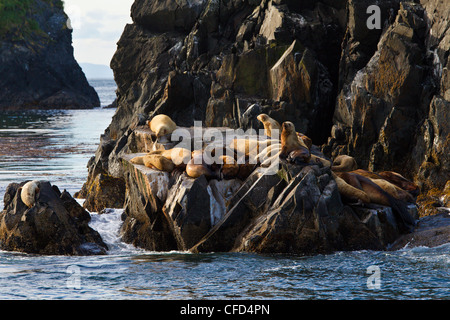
[89, 79, 117, 108]
[0, 80, 449, 300]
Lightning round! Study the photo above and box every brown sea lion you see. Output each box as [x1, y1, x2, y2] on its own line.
[280, 121, 310, 161]
[257, 114, 282, 138]
[351, 169, 381, 179]
[186, 151, 218, 179]
[230, 138, 278, 159]
[332, 173, 370, 204]
[377, 171, 420, 197]
[131, 154, 175, 172]
[336, 171, 416, 233]
[148, 147, 191, 166]
[351, 169, 415, 203]
[331, 155, 357, 172]
[297, 132, 313, 149]
[310, 154, 332, 167]
[148, 114, 177, 138]
[220, 155, 240, 179]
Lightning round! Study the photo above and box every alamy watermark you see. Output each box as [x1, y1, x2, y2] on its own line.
[367, 5, 382, 30]
[66, 265, 81, 290]
[366, 265, 382, 290]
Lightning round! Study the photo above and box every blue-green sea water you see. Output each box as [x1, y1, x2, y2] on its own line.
[0, 80, 448, 300]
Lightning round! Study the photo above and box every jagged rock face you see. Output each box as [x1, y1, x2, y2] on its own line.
[81, 0, 449, 231]
[330, 1, 449, 192]
[107, 0, 344, 142]
[83, 0, 347, 203]
[0, 181, 107, 255]
[0, 0, 99, 110]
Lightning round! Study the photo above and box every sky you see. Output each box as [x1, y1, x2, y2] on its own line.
[63, 0, 135, 66]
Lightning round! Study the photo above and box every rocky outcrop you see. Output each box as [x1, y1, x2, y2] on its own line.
[118, 127, 418, 254]
[328, 1, 449, 198]
[77, 0, 449, 252]
[0, 0, 99, 110]
[0, 181, 107, 255]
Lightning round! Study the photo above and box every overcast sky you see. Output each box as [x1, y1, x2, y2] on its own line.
[63, 0, 135, 66]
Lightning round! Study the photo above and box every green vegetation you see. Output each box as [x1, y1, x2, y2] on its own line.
[0, 0, 64, 41]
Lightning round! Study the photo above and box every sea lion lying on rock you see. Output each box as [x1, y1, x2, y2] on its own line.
[351, 169, 415, 203]
[377, 171, 420, 197]
[331, 155, 357, 172]
[131, 154, 175, 172]
[186, 150, 219, 179]
[20, 180, 40, 208]
[334, 171, 416, 233]
[147, 114, 177, 139]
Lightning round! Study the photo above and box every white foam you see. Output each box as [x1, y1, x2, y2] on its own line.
[88, 209, 145, 255]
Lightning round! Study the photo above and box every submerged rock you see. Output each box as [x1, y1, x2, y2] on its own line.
[0, 181, 107, 255]
[389, 212, 450, 250]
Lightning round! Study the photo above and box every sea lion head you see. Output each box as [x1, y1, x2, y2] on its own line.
[282, 121, 295, 134]
[257, 114, 269, 122]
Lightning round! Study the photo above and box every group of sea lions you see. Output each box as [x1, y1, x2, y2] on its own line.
[131, 113, 418, 232]
[331, 154, 418, 232]
[131, 114, 257, 180]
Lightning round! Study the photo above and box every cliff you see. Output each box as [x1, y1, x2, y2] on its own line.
[0, 0, 100, 110]
[76, 0, 449, 253]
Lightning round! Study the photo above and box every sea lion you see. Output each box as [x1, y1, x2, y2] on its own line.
[130, 155, 146, 165]
[310, 154, 332, 167]
[186, 151, 218, 179]
[130, 154, 175, 172]
[148, 114, 177, 138]
[280, 121, 310, 161]
[351, 169, 381, 179]
[230, 138, 278, 158]
[297, 133, 313, 149]
[148, 147, 191, 166]
[332, 173, 370, 204]
[377, 171, 420, 197]
[351, 169, 415, 203]
[145, 154, 175, 172]
[257, 114, 282, 138]
[220, 155, 240, 179]
[331, 155, 357, 172]
[20, 180, 40, 208]
[336, 171, 416, 233]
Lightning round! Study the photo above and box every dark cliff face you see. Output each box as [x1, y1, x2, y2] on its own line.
[84, 0, 448, 202]
[0, 0, 100, 110]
